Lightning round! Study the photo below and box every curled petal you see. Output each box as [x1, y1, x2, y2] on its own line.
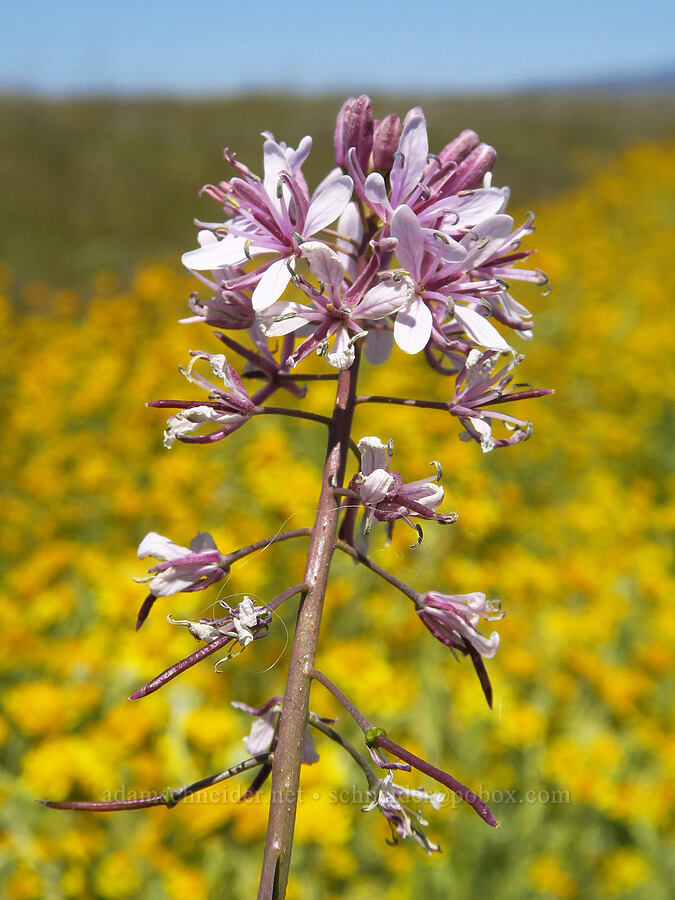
[364, 172, 393, 220]
[357, 436, 389, 475]
[300, 241, 345, 288]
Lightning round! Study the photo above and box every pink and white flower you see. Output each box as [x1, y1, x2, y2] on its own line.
[147, 351, 255, 448]
[449, 349, 551, 452]
[416, 590, 504, 706]
[133, 530, 229, 629]
[232, 698, 322, 764]
[390, 204, 516, 355]
[182, 134, 353, 312]
[136, 531, 228, 597]
[350, 436, 457, 546]
[261, 240, 413, 369]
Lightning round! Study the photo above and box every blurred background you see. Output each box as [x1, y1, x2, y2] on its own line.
[1, 2, 674, 898]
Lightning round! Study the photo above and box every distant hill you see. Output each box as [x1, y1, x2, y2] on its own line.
[520, 65, 675, 94]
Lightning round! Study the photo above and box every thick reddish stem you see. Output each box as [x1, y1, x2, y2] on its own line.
[256, 349, 361, 899]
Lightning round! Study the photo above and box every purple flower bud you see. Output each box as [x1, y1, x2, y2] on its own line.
[448, 143, 497, 193]
[438, 129, 479, 166]
[373, 114, 402, 171]
[334, 95, 374, 172]
[402, 105, 424, 127]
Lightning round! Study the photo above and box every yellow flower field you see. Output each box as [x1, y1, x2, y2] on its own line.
[1, 140, 673, 899]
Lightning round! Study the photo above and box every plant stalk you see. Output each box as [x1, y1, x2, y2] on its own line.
[256, 349, 361, 900]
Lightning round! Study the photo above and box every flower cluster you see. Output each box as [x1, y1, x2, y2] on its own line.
[149, 93, 548, 450]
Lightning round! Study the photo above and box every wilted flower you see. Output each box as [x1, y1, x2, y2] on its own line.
[129, 598, 272, 699]
[449, 349, 551, 452]
[350, 436, 457, 546]
[362, 772, 441, 854]
[169, 596, 271, 654]
[232, 698, 324, 764]
[134, 531, 229, 629]
[148, 351, 256, 448]
[416, 590, 504, 706]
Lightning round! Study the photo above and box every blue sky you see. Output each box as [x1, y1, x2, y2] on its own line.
[3, 0, 674, 94]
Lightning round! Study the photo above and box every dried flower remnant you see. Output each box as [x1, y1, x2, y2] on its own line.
[450, 349, 553, 452]
[416, 591, 505, 707]
[347, 435, 457, 547]
[134, 531, 230, 629]
[41, 94, 551, 900]
[362, 772, 442, 854]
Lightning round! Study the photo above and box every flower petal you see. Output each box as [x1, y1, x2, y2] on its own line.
[300, 241, 345, 288]
[137, 532, 189, 561]
[453, 307, 513, 352]
[365, 329, 394, 365]
[358, 277, 412, 319]
[288, 135, 312, 173]
[360, 468, 396, 504]
[244, 713, 276, 755]
[181, 234, 248, 270]
[364, 172, 393, 220]
[303, 174, 353, 236]
[149, 570, 202, 597]
[390, 115, 429, 207]
[251, 258, 293, 311]
[263, 139, 290, 203]
[357, 436, 388, 475]
[336, 202, 364, 278]
[391, 204, 424, 277]
[394, 296, 433, 354]
[326, 327, 356, 370]
[189, 532, 218, 553]
[469, 417, 496, 453]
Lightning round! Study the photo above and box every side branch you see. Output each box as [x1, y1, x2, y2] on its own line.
[39, 754, 269, 812]
[129, 583, 307, 700]
[373, 735, 498, 828]
[356, 395, 450, 411]
[335, 540, 419, 602]
[244, 371, 340, 383]
[254, 407, 359, 458]
[308, 714, 378, 791]
[225, 530, 311, 565]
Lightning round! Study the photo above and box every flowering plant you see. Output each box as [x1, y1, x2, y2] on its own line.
[42, 95, 551, 898]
